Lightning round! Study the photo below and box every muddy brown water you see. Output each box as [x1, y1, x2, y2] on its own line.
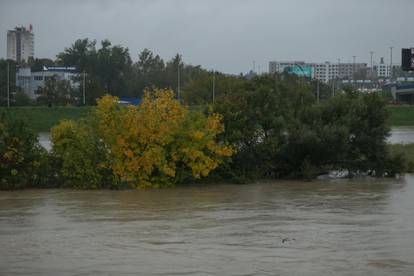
[1, 176, 414, 275]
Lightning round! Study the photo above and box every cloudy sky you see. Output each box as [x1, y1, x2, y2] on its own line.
[0, 0, 413, 74]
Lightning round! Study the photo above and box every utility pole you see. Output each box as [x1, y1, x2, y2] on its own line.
[177, 62, 181, 103]
[7, 61, 10, 108]
[352, 56, 356, 86]
[317, 80, 320, 104]
[82, 71, 86, 105]
[212, 70, 216, 103]
[335, 58, 341, 95]
[390, 46, 394, 81]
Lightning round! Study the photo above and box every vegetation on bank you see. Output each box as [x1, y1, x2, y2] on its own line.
[0, 113, 52, 189]
[1, 37, 413, 190]
[1, 75, 411, 190]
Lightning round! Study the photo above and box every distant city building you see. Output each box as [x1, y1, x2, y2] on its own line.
[16, 66, 79, 99]
[269, 60, 367, 83]
[7, 25, 34, 64]
[374, 57, 391, 78]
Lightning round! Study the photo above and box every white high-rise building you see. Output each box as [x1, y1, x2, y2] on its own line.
[7, 25, 34, 64]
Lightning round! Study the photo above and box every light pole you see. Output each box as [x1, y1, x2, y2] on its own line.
[177, 62, 181, 103]
[316, 79, 320, 104]
[389, 46, 394, 81]
[82, 71, 86, 105]
[7, 61, 10, 108]
[295, 64, 319, 103]
[212, 70, 216, 103]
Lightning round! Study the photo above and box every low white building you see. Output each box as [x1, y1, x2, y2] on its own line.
[16, 66, 79, 99]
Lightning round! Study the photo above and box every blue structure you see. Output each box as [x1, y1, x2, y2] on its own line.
[118, 98, 141, 106]
[284, 65, 312, 78]
[391, 83, 414, 104]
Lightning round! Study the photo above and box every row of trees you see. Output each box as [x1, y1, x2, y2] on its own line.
[1, 38, 220, 106]
[1, 37, 346, 107]
[50, 39, 212, 105]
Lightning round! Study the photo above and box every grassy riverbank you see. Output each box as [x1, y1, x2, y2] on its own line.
[0, 105, 413, 133]
[387, 106, 414, 126]
[0, 107, 93, 133]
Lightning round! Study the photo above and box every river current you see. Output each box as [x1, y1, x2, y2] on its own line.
[1, 128, 414, 275]
[1, 177, 414, 275]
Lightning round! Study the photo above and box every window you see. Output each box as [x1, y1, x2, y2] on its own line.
[34, 76, 43, 81]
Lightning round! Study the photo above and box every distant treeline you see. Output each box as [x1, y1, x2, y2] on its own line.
[2, 38, 336, 107]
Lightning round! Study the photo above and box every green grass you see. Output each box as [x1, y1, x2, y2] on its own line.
[387, 106, 414, 126]
[0, 106, 94, 133]
[1, 104, 413, 133]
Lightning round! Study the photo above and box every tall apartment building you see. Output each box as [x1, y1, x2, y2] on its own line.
[7, 25, 34, 64]
[269, 60, 367, 83]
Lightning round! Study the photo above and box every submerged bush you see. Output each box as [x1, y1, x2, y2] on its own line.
[0, 112, 50, 190]
[51, 89, 233, 189]
[51, 119, 116, 189]
[214, 75, 405, 180]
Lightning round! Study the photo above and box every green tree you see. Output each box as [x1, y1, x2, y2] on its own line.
[29, 58, 56, 72]
[36, 76, 75, 106]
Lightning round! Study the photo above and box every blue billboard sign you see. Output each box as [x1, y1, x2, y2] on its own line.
[285, 65, 312, 78]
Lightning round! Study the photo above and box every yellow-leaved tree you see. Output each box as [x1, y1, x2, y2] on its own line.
[52, 88, 233, 189]
[95, 89, 233, 188]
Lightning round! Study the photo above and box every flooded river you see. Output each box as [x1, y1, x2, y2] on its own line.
[388, 126, 414, 144]
[1, 177, 414, 275]
[1, 128, 413, 275]
[37, 127, 414, 152]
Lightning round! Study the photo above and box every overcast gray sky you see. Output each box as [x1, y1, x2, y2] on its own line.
[0, 0, 413, 74]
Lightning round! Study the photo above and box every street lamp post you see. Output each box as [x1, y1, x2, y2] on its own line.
[390, 46, 394, 81]
[83, 71, 86, 105]
[7, 61, 10, 108]
[212, 70, 216, 103]
[294, 64, 319, 103]
[177, 63, 181, 103]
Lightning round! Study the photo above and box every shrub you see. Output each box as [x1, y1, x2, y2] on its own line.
[0, 112, 49, 190]
[51, 89, 233, 189]
[51, 119, 116, 189]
